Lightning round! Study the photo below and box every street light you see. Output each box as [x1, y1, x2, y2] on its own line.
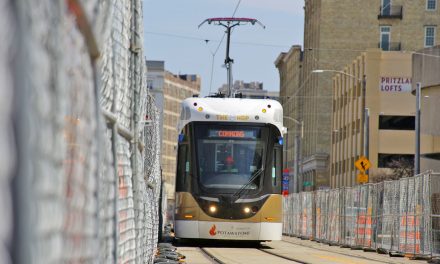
[312, 69, 369, 177]
[283, 116, 303, 193]
[283, 116, 304, 138]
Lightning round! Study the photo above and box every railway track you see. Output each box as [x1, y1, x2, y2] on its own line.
[199, 246, 303, 264]
[175, 238, 421, 264]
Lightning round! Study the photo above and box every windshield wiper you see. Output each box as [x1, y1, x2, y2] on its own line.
[232, 167, 264, 201]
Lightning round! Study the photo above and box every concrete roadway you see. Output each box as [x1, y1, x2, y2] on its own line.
[177, 236, 429, 264]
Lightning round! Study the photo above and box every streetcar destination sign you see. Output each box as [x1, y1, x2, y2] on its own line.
[209, 129, 256, 138]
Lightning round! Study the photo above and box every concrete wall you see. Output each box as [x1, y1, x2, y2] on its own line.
[413, 46, 440, 172]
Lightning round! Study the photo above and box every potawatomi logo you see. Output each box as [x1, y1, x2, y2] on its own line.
[209, 224, 217, 236]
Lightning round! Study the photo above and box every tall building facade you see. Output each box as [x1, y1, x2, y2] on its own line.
[413, 46, 440, 172]
[218, 80, 263, 94]
[278, 0, 440, 190]
[275, 46, 303, 192]
[146, 60, 201, 201]
[217, 80, 279, 100]
[330, 49, 433, 187]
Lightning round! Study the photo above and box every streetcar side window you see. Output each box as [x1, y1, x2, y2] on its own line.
[176, 144, 189, 191]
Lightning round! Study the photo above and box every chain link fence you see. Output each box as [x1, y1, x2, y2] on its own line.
[2, 0, 163, 263]
[0, 0, 15, 263]
[283, 171, 440, 260]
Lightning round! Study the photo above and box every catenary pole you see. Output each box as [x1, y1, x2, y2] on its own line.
[199, 17, 265, 98]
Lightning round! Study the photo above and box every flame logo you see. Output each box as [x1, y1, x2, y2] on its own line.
[209, 224, 217, 236]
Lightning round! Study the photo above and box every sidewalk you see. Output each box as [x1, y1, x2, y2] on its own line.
[282, 236, 429, 264]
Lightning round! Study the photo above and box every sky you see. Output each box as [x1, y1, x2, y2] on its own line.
[143, 0, 305, 96]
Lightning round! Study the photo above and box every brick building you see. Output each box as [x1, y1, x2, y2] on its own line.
[275, 45, 303, 192]
[146, 60, 201, 201]
[278, 0, 440, 190]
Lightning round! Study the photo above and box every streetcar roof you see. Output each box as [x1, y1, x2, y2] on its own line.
[178, 97, 285, 135]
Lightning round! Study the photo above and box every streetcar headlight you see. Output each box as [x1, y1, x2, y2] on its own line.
[243, 207, 251, 214]
[262, 109, 267, 113]
[197, 107, 203, 112]
[209, 205, 217, 213]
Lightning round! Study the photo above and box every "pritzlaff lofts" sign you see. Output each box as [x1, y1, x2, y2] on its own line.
[380, 77, 412, 92]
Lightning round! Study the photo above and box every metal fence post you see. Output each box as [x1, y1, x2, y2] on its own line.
[414, 177, 417, 256]
[404, 177, 409, 254]
[429, 173, 433, 259]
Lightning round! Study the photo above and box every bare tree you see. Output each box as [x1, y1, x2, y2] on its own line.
[387, 158, 414, 178]
[371, 158, 414, 183]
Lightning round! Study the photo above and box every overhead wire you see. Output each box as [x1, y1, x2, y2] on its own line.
[146, 30, 289, 48]
[145, 33, 440, 57]
[232, 0, 242, 17]
[227, 0, 242, 91]
[282, 71, 313, 106]
[208, 34, 226, 95]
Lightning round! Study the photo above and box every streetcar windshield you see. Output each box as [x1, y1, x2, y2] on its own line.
[194, 124, 266, 191]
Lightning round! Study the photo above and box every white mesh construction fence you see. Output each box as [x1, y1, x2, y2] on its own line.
[283, 193, 301, 237]
[376, 180, 400, 252]
[315, 190, 328, 242]
[293, 194, 302, 236]
[282, 195, 290, 235]
[396, 174, 431, 256]
[430, 173, 440, 257]
[300, 192, 314, 239]
[342, 187, 359, 247]
[327, 189, 341, 244]
[283, 171, 440, 259]
[5, 0, 163, 263]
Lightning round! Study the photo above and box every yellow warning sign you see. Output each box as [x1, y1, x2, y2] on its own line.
[357, 172, 369, 184]
[355, 156, 371, 172]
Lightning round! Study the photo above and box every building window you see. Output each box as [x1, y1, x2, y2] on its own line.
[378, 153, 414, 168]
[147, 79, 153, 89]
[427, 0, 437, 10]
[356, 119, 360, 134]
[425, 26, 436, 47]
[379, 115, 415, 130]
[380, 26, 391, 51]
[381, 0, 391, 15]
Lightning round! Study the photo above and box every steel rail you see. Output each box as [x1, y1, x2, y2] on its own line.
[199, 247, 226, 264]
[280, 239, 393, 264]
[258, 248, 309, 264]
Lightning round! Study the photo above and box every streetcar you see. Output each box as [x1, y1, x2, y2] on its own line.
[174, 97, 285, 241]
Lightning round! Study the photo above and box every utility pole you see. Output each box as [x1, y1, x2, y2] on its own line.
[361, 75, 368, 159]
[199, 18, 264, 98]
[415, 82, 421, 175]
